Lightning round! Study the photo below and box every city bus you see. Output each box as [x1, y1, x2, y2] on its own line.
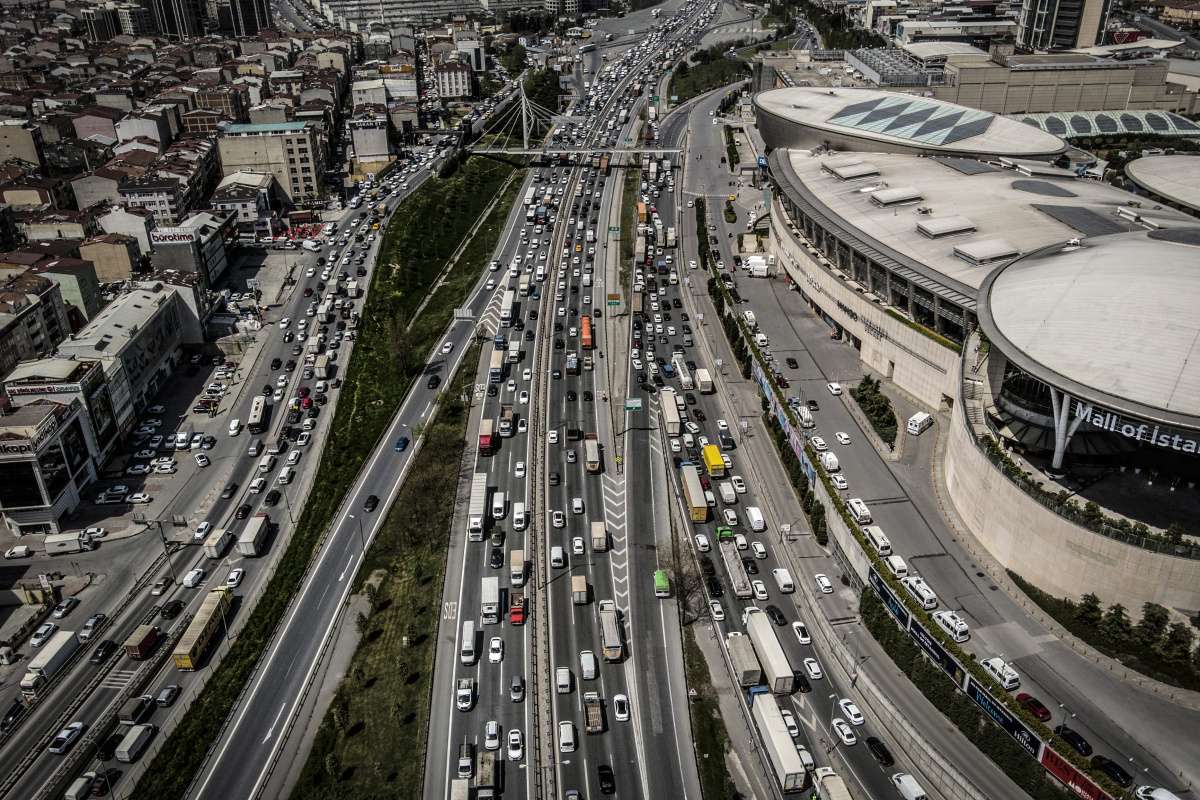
[247, 395, 269, 435]
[172, 588, 232, 670]
[580, 315, 594, 350]
[654, 569, 670, 598]
[500, 289, 516, 328]
[523, 186, 536, 207]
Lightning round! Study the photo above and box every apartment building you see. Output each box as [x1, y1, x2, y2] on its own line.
[217, 121, 326, 203]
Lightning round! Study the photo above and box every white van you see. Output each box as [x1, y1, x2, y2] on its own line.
[579, 650, 597, 680]
[492, 491, 506, 520]
[863, 525, 892, 556]
[258, 454, 277, 474]
[460, 620, 477, 665]
[847, 498, 872, 525]
[277, 467, 294, 486]
[556, 666, 572, 694]
[981, 656, 1020, 690]
[771, 568, 795, 593]
[64, 774, 97, 800]
[550, 546, 565, 568]
[907, 412, 933, 436]
[228, 419, 242, 436]
[742, 310, 757, 330]
[513, 501, 527, 531]
[933, 609, 969, 643]
[891, 773, 928, 800]
[796, 406, 815, 429]
[558, 721, 576, 753]
[754, 332, 769, 348]
[174, 430, 191, 450]
[901, 575, 938, 610]
[746, 506, 766, 532]
[883, 554, 908, 579]
[115, 723, 155, 763]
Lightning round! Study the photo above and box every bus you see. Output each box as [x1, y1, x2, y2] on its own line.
[654, 569, 670, 598]
[584, 435, 601, 473]
[247, 395, 268, 435]
[523, 186, 536, 207]
[580, 315, 594, 350]
[500, 289, 516, 328]
[172, 587, 232, 670]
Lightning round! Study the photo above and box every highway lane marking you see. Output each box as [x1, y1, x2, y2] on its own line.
[262, 702, 287, 743]
[337, 554, 357, 582]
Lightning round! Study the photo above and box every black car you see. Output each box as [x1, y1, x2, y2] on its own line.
[807, 399, 819, 411]
[685, 392, 697, 405]
[1054, 725, 1092, 756]
[583, 391, 593, 402]
[286, 410, 301, 425]
[792, 669, 812, 694]
[90, 639, 118, 664]
[525, 330, 535, 341]
[549, 471, 561, 485]
[487, 384, 498, 397]
[1090, 755, 1132, 788]
[742, 557, 759, 575]
[160, 599, 184, 619]
[363, 494, 379, 512]
[764, 605, 787, 626]
[262, 385, 272, 396]
[786, 357, 799, 370]
[489, 546, 504, 569]
[96, 731, 125, 761]
[306, 407, 319, 418]
[567, 390, 577, 401]
[0, 699, 26, 733]
[694, 409, 707, 422]
[221, 482, 238, 499]
[555, 338, 565, 350]
[597, 764, 616, 795]
[672, 298, 682, 309]
[427, 374, 441, 390]
[270, 358, 282, 370]
[699, 556, 717, 577]
[866, 736, 894, 767]
[236, 503, 252, 519]
[264, 490, 281, 507]
[285, 359, 297, 371]
[705, 575, 724, 598]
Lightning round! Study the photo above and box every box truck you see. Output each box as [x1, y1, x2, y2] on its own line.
[468, 473, 488, 540]
[203, 527, 234, 559]
[590, 521, 608, 552]
[237, 513, 271, 556]
[572, 574, 589, 605]
[122, 624, 160, 660]
[727, 632, 761, 687]
[44, 532, 95, 555]
[19, 630, 79, 698]
[744, 607, 793, 693]
[509, 549, 526, 586]
[481, 576, 500, 624]
[750, 694, 806, 792]
[115, 723, 155, 763]
[695, 368, 714, 393]
[584, 692, 604, 734]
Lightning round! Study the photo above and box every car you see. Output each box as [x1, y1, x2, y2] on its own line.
[694, 533, 711, 552]
[150, 577, 171, 596]
[731, 475, 747, 493]
[765, 605, 787, 626]
[832, 717, 857, 746]
[0, 700, 25, 734]
[30, 622, 58, 647]
[566, 449, 577, 464]
[126, 463, 151, 476]
[183, 568, 206, 588]
[1054, 725, 1093, 756]
[160, 599, 184, 619]
[427, 374, 441, 390]
[1017, 692, 1052, 722]
[684, 421, 700, 434]
[780, 709, 799, 737]
[126, 492, 151, 504]
[510, 675, 525, 703]
[1090, 755, 1133, 788]
[552, 511, 565, 528]
[571, 497, 584, 514]
[803, 657, 823, 680]
[548, 430, 559, 444]
[79, 613, 107, 641]
[393, 436, 410, 452]
[815, 574, 834, 594]
[489, 636, 504, 663]
[236, 503, 252, 519]
[597, 764, 616, 794]
[484, 719, 501, 750]
[826, 382, 843, 395]
[722, 508, 739, 527]
[364, 495, 379, 512]
[48, 721, 86, 754]
[226, 568, 245, 589]
[549, 471, 560, 485]
[155, 684, 181, 707]
[785, 357, 799, 369]
[221, 482, 238, 499]
[51, 596, 80, 618]
[507, 728, 524, 761]
[790, 619, 813, 645]
[194, 453, 211, 468]
[710, 601, 725, 621]
[706, 575, 724, 598]
[811, 436, 827, 451]
[192, 521, 213, 541]
[489, 545, 505, 569]
[835, 431, 851, 445]
[839, 698, 865, 725]
[752, 580, 769, 601]
[866, 736, 895, 767]
[830, 474, 849, 490]
[742, 556, 760, 575]
[90, 640, 118, 664]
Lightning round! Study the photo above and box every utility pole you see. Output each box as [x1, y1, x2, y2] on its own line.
[156, 520, 179, 585]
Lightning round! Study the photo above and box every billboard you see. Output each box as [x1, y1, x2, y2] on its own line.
[964, 675, 1042, 759]
[908, 617, 962, 683]
[1040, 747, 1114, 800]
[868, 567, 910, 629]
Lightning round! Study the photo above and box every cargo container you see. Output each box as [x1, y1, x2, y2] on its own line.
[727, 632, 761, 686]
[572, 574, 589, 605]
[751, 694, 806, 792]
[44, 531, 95, 555]
[702, 444, 726, 477]
[115, 723, 155, 763]
[314, 354, 331, 380]
[509, 549, 525, 586]
[680, 465, 708, 522]
[478, 419, 495, 455]
[584, 691, 604, 734]
[590, 521, 608, 552]
[695, 368, 714, 393]
[468, 473, 488, 540]
[203, 527, 234, 559]
[122, 624, 159, 660]
[481, 576, 500, 625]
[488, 350, 505, 384]
[237, 513, 271, 557]
[659, 389, 681, 435]
[744, 607, 793, 693]
[598, 600, 623, 661]
[19, 630, 79, 698]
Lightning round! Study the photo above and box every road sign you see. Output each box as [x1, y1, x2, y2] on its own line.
[652, 95, 660, 102]
[608, 225, 620, 232]
[624, 398, 643, 411]
[670, 95, 678, 102]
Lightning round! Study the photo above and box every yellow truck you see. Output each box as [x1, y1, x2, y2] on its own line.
[702, 444, 726, 478]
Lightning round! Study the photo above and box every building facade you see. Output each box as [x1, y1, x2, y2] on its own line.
[217, 121, 326, 203]
[0, 399, 95, 537]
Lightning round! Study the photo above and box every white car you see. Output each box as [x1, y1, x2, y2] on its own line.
[489, 636, 504, 663]
[278, 317, 291, 329]
[832, 718, 857, 746]
[506, 379, 516, 393]
[226, 568, 245, 588]
[835, 432, 851, 445]
[183, 568, 206, 588]
[514, 461, 526, 479]
[803, 657, 823, 680]
[670, 438, 681, 453]
[613, 693, 630, 722]
[710, 601, 725, 621]
[749, 540, 767, 558]
[484, 719, 501, 750]
[518, 390, 529, 404]
[194, 521, 213, 541]
[716, 419, 729, 432]
[441, 341, 453, 354]
[518, 419, 528, 433]
[126, 463, 151, 476]
[694, 533, 711, 552]
[126, 492, 151, 504]
[684, 421, 700, 435]
[780, 709, 799, 738]
[548, 430, 559, 444]
[839, 698, 865, 725]
[287, 450, 301, 466]
[84, 526, 106, 540]
[30, 622, 58, 647]
[507, 728, 524, 761]
[522, 368, 532, 381]
[731, 476, 747, 494]
[571, 497, 584, 514]
[193, 453, 210, 468]
[721, 453, 732, 471]
[485, 279, 496, 290]
[792, 621, 812, 645]
[815, 574, 834, 594]
[723, 508, 739, 526]
[826, 382, 843, 396]
[48, 722, 86, 755]
[752, 580, 768, 601]
[811, 436, 827, 451]
[552, 511, 566, 528]
[830, 474, 849, 490]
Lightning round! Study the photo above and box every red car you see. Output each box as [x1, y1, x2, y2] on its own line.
[1016, 692, 1051, 722]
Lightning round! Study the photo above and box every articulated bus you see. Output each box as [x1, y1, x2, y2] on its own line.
[247, 395, 269, 435]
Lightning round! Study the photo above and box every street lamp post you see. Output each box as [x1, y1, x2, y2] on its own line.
[156, 520, 179, 585]
[348, 513, 367, 552]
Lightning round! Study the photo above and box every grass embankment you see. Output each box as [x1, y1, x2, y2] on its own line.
[292, 346, 477, 796]
[130, 159, 523, 800]
[682, 625, 738, 799]
[619, 167, 641, 291]
[669, 50, 751, 104]
[849, 375, 897, 447]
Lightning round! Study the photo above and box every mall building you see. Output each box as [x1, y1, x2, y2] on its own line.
[756, 87, 1200, 613]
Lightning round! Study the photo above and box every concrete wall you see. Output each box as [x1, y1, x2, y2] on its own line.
[769, 210, 961, 411]
[943, 404, 1200, 614]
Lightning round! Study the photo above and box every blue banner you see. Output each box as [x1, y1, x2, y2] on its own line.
[908, 617, 963, 684]
[964, 676, 1043, 759]
[868, 568, 910, 630]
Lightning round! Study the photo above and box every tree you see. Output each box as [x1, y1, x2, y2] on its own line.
[324, 752, 341, 781]
[677, 60, 690, 76]
[1135, 603, 1170, 652]
[1075, 592, 1103, 628]
[1100, 603, 1132, 647]
[1160, 622, 1195, 665]
[332, 702, 350, 734]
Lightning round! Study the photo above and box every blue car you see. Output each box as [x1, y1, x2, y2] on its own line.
[394, 436, 410, 452]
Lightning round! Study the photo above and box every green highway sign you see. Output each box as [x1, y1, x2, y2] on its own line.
[625, 398, 643, 411]
[609, 225, 620, 232]
[607, 299, 621, 306]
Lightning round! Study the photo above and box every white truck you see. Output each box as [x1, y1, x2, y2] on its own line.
[695, 368, 714, 394]
[718, 481, 737, 505]
[481, 576, 500, 625]
[820, 451, 839, 472]
[720, 538, 752, 598]
[44, 531, 95, 555]
[744, 607, 793, 693]
[666, 227, 676, 247]
[20, 630, 80, 698]
[236, 513, 271, 557]
[510, 548, 526, 586]
[727, 632, 761, 686]
[314, 355, 331, 380]
[590, 521, 608, 552]
[814, 767, 854, 800]
[468, 472, 488, 541]
[751, 694, 806, 792]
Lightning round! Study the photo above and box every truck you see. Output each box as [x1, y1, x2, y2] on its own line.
[744, 607, 794, 694]
[814, 767, 854, 800]
[122, 624, 160, 660]
[598, 600, 623, 661]
[115, 723, 155, 763]
[478, 419, 495, 455]
[718, 481, 737, 505]
[19, 630, 79, 698]
[565, 351, 579, 375]
[820, 452, 839, 472]
[498, 405, 514, 438]
[481, 576, 500, 624]
[590, 521, 607, 552]
[450, 779, 470, 800]
[702, 444, 726, 477]
[237, 513, 271, 557]
[305, 334, 322, 355]
[750, 263, 769, 278]
[666, 226, 677, 247]
[572, 574, 589, 605]
[727, 632, 761, 686]
[456, 678, 474, 711]
[346, 279, 360, 298]
[583, 434, 601, 473]
[672, 355, 693, 390]
[751, 694, 806, 792]
[659, 389, 681, 435]
[44, 531, 94, 555]
[720, 534, 753, 598]
[583, 691, 604, 734]
[468, 473, 488, 540]
[509, 548, 525, 586]
[695, 368, 714, 394]
[508, 590, 526, 625]
[488, 350, 505, 383]
[314, 355, 331, 380]
[475, 750, 498, 798]
[507, 339, 520, 363]
[680, 465, 708, 522]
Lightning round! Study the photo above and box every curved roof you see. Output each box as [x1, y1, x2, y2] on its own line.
[1125, 154, 1200, 213]
[755, 87, 1065, 156]
[1018, 109, 1200, 139]
[980, 231, 1200, 429]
